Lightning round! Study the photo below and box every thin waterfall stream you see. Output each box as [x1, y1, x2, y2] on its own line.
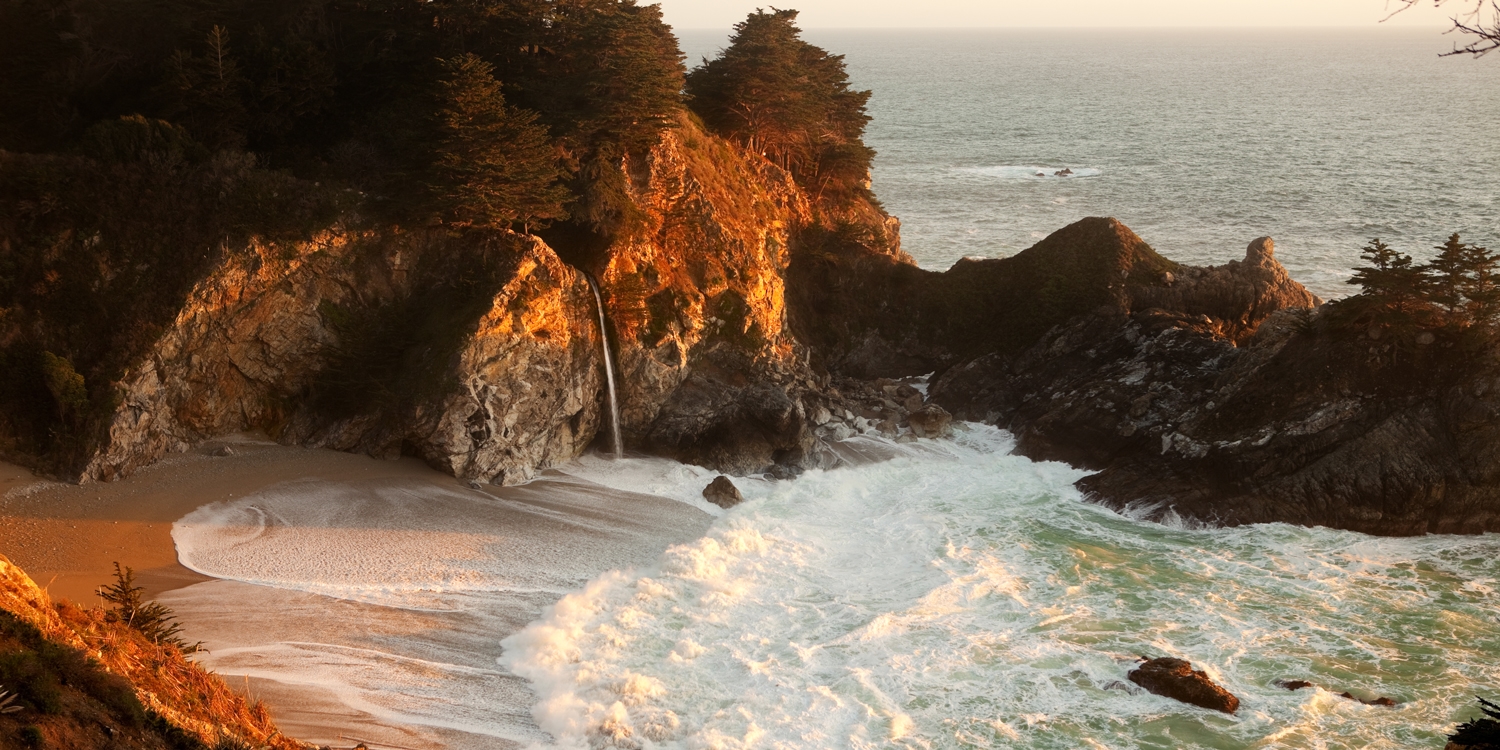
[584, 273, 624, 459]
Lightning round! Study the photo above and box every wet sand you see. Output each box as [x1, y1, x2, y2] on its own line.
[0, 436, 464, 604]
[0, 435, 716, 749]
[0, 437, 551, 749]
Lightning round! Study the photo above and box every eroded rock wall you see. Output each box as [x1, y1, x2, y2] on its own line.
[83, 229, 604, 485]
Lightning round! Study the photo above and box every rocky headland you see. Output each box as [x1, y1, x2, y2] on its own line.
[7, 128, 1500, 535]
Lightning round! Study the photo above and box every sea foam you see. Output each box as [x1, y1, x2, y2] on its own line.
[502, 425, 1500, 749]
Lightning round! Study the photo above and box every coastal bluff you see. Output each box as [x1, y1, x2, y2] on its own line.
[6, 121, 1500, 533]
[798, 216, 1500, 536]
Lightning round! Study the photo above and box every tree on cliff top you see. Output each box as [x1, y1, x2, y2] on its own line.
[685, 8, 874, 202]
[430, 53, 569, 231]
[1346, 238, 1429, 322]
[1345, 234, 1500, 329]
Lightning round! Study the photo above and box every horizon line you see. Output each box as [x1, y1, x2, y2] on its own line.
[671, 24, 1455, 31]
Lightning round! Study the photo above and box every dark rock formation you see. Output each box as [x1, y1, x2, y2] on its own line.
[1127, 657, 1239, 714]
[792, 214, 1500, 535]
[1276, 679, 1399, 706]
[702, 476, 745, 508]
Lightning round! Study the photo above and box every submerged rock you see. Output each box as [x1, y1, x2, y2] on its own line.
[1277, 679, 1399, 706]
[1128, 657, 1240, 714]
[702, 475, 745, 509]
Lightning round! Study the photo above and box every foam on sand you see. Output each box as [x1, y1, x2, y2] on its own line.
[164, 469, 714, 748]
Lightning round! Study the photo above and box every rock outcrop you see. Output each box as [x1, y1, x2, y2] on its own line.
[1127, 657, 1240, 714]
[791, 215, 1500, 535]
[81, 230, 604, 486]
[702, 475, 744, 508]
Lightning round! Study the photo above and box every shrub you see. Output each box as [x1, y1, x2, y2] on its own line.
[1451, 696, 1500, 749]
[98, 563, 200, 653]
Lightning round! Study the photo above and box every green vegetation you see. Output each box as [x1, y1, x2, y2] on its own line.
[97, 564, 200, 653]
[0, 610, 145, 725]
[1343, 234, 1500, 329]
[686, 9, 875, 204]
[0, 0, 686, 230]
[431, 54, 569, 232]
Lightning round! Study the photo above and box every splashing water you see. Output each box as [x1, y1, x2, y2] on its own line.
[585, 274, 624, 460]
[502, 425, 1500, 750]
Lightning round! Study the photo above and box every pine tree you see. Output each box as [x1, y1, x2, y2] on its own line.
[430, 53, 569, 231]
[1426, 233, 1471, 313]
[685, 9, 874, 200]
[1461, 241, 1500, 326]
[1347, 238, 1427, 320]
[98, 563, 200, 652]
[163, 26, 250, 150]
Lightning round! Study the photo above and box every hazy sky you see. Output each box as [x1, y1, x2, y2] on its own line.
[656, 0, 1458, 29]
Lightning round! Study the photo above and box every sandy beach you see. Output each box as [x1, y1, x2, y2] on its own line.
[0, 434, 717, 749]
[0, 435, 472, 605]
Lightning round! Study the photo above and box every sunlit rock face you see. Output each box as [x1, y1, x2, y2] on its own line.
[594, 122, 826, 474]
[76, 117, 874, 483]
[84, 230, 604, 485]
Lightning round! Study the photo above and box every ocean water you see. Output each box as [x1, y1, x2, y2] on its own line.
[502, 428, 1500, 749]
[683, 28, 1500, 300]
[167, 430, 1500, 749]
[160, 29, 1500, 750]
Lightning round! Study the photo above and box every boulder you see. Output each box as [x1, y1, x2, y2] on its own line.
[1127, 657, 1239, 714]
[907, 405, 954, 439]
[702, 475, 745, 509]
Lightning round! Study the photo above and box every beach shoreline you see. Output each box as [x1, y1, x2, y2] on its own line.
[0, 435, 472, 605]
[0, 437, 546, 749]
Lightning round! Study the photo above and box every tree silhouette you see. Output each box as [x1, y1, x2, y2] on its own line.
[1347, 238, 1428, 320]
[686, 9, 874, 201]
[1427, 233, 1471, 313]
[1461, 240, 1500, 324]
[162, 26, 250, 150]
[429, 53, 569, 231]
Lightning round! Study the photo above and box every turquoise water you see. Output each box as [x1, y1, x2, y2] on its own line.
[505, 429, 1500, 750]
[682, 28, 1500, 299]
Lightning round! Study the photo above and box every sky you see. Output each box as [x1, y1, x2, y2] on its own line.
[654, 0, 1461, 30]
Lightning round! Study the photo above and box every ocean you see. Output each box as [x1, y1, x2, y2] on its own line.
[163, 29, 1500, 750]
[685, 28, 1500, 300]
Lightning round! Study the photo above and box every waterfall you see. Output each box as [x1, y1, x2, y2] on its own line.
[584, 274, 625, 459]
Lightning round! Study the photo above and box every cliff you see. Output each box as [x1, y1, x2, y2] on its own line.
[1, 117, 861, 484]
[6, 112, 1500, 534]
[0, 555, 297, 749]
[794, 216, 1500, 535]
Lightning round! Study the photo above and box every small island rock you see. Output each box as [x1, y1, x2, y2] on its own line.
[703, 475, 745, 509]
[1128, 657, 1239, 714]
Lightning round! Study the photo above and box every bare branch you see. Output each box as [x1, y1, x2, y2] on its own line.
[1386, 0, 1500, 57]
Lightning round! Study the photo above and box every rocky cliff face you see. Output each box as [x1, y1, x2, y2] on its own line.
[791, 215, 1500, 535]
[596, 122, 821, 473]
[905, 222, 1500, 535]
[45, 116, 867, 484]
[82, 229, 603, 485]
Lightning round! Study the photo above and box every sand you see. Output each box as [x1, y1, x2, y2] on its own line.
[0, 435, 717, 750]
[0, 435, 464, 605]
[0, 436, 525, 750]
